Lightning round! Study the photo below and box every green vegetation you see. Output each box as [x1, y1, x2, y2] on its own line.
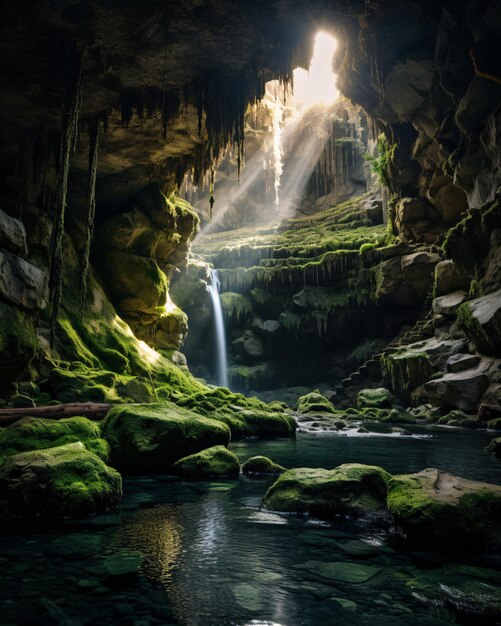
[0, 416, 109, 464]
[241, 456, 286, 475]
[172, 445, 240, 479]
[220, 292, 253, 323]
[357, 387, 394, 409]
[487, 437, 501, 456]
[296, 391, 336, 415]
[0, 442, 122, 521]
[264, 464, 391, 518]
[363, 134, 397, 187]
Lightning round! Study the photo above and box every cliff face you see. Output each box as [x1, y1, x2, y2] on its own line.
[0, 0, 499, 417]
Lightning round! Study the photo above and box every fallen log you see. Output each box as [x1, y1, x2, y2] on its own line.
[0, 402, 114, 426]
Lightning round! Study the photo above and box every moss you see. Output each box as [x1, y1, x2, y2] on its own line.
[172, 445, 240, 479]
[264, 464, 391, 519]
[0, 301, 38, 380]
[241, 456, 285, 475]
[220, 292, 253, 323]
[487, 437, 501, 456]
[0, 416, 109, 464]
[382, 350, 434, 403]
[357, 387, 394, 409]
[487, 418, 501, 431]
[0, 442, 122, 521]
[296, 391, 336, 415]
[456, 301, 494, 354]
[100, 402, 231, 474]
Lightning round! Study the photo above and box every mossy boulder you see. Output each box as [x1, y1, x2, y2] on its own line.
[488, 418, 501, 431]
[387, 468, 501, 547]
[172, 445, 240, 479]
[0, 301, 38, 383]
[242, 456, 286, 475]
[100, 402, 231, 473]
[357, 387, 394, 409]
[0, 416, 109, 464]
[296, 391, 336, 415]
[213, 409, 295, 439]
[456, 290, 501, 356]
[0, 442, 122, 521]
[487, 437, 501, 456]
[263, 464, 391, 519]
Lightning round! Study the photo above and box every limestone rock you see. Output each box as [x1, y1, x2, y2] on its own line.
[383, 350, 434, 403]
[172, 445, 240, 479]
[100, 402, 231, 473]
[385, 56, 434, 120]
[376, 251, 440, 306]
[0, 443, 122, 521]
[0, 209, 27, 256]
[446, 353, 480, 373]
[424, 371, 489, 411]
[243, 334, 265, 358]
[264, 464, 391, 519]
[0, 251, 48, 309]
[432, 290, 467, 316]
[394, 198, 442, 243]
[387, 468, 501, 546]
[252, 318, 280, 337]
[434, 260, 470, 296]
[457, 289, 501, 355]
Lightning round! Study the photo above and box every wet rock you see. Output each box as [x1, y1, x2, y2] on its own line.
[0, 209, 27, 256]
[172, 445, 240, 479]
[263, 464, 391, 519]
[0, 251, 48, 309]
[425, 370, 489, 411]
[357, 387, 394, 409]
[233, 583, 262, 611]
[487, 437, 501, 456]
[296, 391, 336, 414]
[252, 318, 280, 337]
[434, 260, 470, 296]
[432, 291, 467, 316]
[387, 467, 501, 547]
[457, 289, 501, 355]
[241, 456, 285, 475]
[104, 551, 144, 576]
[0, 443, 122, 521]
[101, 403, 230, 474]
[446, 353, 480, 373]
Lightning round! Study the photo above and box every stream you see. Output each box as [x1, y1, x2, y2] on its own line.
[1, 425, 500, 626]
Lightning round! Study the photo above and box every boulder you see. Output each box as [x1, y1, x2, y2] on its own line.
[0, 209, 27, 255]
[0, 416, 109, 463]
[387, 468, 501, 547]
[434, 260, 470, 296]
[425, 371, 489, 411]
[0, 251, 48, 309]
[243, 334, 265, 358]
[401, 252, 441, 300]
[172, 445, 240, 479]
[385, 56, 434, 120]
[357, 387, 394, 409]
[296, 391, 336, 414]
[241, 456, 286, 475]
[446, 353, 480, 373]
[0, 301, 38, 381]
[383, 350, 434, 403]
[375, 251, 440, 306]
[457, 290, 501, 355]
[0, 443, 122, 521]
[432, 291, 467, 316]
[487, 437, 501, 456]
[252, 318, 280, 337]
[100, 402, 231, 473]
[263, 464, 391, 519]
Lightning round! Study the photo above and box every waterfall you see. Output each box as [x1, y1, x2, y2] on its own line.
[207, 269, 229, 388]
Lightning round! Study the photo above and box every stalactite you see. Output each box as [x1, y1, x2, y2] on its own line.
[80, 118, 101, 309]
[49, 47, 84, 348]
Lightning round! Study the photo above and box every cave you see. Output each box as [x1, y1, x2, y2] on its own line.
[1, 1, 501, 624]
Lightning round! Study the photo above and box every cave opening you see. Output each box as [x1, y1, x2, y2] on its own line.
[1, 2, 501, 625]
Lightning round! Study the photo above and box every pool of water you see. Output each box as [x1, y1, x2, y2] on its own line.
[0, 427, 500, 626]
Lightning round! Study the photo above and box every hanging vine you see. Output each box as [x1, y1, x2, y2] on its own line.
[49, 46, 84, 348]
[80, 117, 102, 308]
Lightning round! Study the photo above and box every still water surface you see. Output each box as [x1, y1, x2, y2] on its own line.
[0, 426, 500, 626]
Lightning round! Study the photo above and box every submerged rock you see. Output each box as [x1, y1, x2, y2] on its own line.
[172, 445, 240, 479]
[357, 387, 394, 409]
[101, 402, 231, 474]
[387, 468, 501, 547]
[0, 442, 122, 521]
[104, 550, 144, 576]
[263, 464, 391, 519]
[241, 456, 286, 475]
[304, 560, 382, 583]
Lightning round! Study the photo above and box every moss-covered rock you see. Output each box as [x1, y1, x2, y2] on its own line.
[213, 408, 295, 439]
[387, 468, 501, 547]
[487, 437, 501, 456]
[382, 350, 434, 403]
[487, 418, 501, 431]
[0, 442, 122, 521]
[357, 387, 394, 409]
[220, 292, 253, 323]
[100, 402, 231, 473]
[0, 301, 38, 384]
[263, 464, 391, 519]
[241, 456, 286, 475]
[296, 391, 336, 415]
[0, 416, 109, 463]
[172, 445, 240, 479]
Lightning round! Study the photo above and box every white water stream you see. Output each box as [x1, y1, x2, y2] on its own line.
[207, 269, 229, 388]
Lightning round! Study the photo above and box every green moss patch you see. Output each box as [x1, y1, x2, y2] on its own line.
[296, 391, 336, 415]
[173, 445, 240, 479]
[357, 387, 394, 409]
[241, 456, 286, 475]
